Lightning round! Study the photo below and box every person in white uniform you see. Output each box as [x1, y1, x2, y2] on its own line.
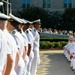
[1, 14, 20, 75]
[0, 13, 14, 75]
[63, 33, 73, 58]
[19, 19, 29, 75]
[9, 13, 25, 75]
[30, 19, 41, 75]
[66, 36, 74, 62]
[64, 36, 74, 61]
[63, 37, 70, 57]
[23, 21, 34, 75]
[68, 37, 75, 70]
[12, 18, 28, 75]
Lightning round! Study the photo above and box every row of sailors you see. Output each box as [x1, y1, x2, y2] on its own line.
[0, 12, 41, 75]
[63, 35, 75, 71]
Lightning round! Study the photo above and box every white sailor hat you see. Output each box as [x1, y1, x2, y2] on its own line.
[18, 18, 27, 25]
[33, 19, 40, 22]
[9, 13, 23, 24]
[21, 19, 32, 25]
[69, 31, 73, 35]
[0, 13, 10, 20]
[33, 19, 41, 25]
[21, 19, 27, 24]
[26, 20, 33, 24]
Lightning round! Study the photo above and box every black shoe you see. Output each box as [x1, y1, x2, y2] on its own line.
[74, 69, 75, 73]
[71, 67, 74, 71]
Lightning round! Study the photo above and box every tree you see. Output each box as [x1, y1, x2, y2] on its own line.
[16, 6, 50, 28]
[49, 12, 62, 29]
[16, 6, 61, 29]
[61, 8, 75, 31]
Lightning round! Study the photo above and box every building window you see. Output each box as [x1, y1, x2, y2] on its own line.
[43, 0, 51, 8]
[22, 0, 30, 8]
[64, 0, 72, 8]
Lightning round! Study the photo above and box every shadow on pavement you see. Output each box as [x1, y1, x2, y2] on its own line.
[37, 51, 74, 75]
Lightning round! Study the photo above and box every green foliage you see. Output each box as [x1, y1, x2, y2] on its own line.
[16, 6, 50, 28]
[16, 6, 62, 29]
[60, 41, 68, 47]
[40, 41, 54, 49]
[61, 8, 75, 31]
[40, 38, 68, 42]
[16, 6, 75, 31]
[40, 41, 68, 49]
[53, 42, 60, 48]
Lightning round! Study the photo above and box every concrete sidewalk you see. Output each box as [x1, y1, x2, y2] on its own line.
[37, 50, 75, 75]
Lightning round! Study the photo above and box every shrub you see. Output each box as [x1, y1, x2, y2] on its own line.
[60, 41, 68, 47]
[40, 38, 68, 42]
[40, 41, 68, 49]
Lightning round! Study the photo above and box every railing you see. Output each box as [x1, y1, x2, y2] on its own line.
[40, 32, 69, 39]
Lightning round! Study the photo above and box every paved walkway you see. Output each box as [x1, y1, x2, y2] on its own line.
[37, 50, 75, 75]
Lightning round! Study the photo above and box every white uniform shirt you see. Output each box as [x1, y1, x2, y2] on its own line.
[11, 29, 25, 73]
[12, 29, 25, 56]
[21, 31, 28, 51]
[3, 29, 18, 68]
[0, 29, 11, 72]
[32, 28, 40, 50]
[25, 28, 34, 51]
[64, 42, 72, 50]
[64, 42, 70, 49]
[69, 42, 75, 56]
[67, 42, 74, 51]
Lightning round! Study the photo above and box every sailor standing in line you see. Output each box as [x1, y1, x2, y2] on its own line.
[30, 19, 41, 75]
[8, 13, 25, 75]
[7, 17, 20, 71]
[23, 21, 34, 75]
[1, 13, 21, 75]
[0, 29, 8, 75]
[0, 13, 14, 75]
[19, 19, 29, 75]
[14, 18, 28, 75]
